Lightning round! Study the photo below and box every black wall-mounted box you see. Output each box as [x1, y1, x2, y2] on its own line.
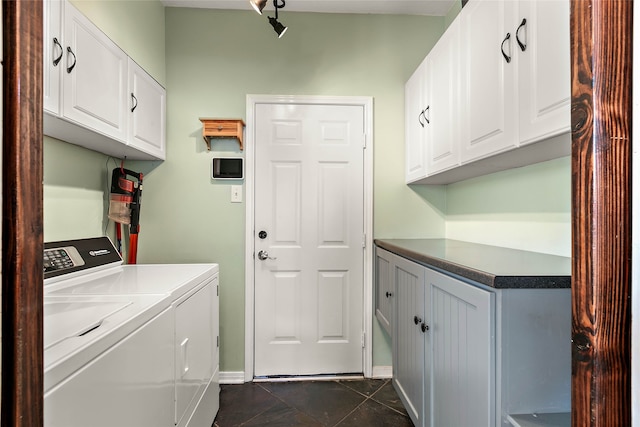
[212, 157, 244, 180]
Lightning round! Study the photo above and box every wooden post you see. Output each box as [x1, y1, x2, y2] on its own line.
[570, 0, 632, 425]
[1, 1, 44, 426]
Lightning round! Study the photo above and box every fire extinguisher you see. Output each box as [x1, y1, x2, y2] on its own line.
[108, 167, 143, 264]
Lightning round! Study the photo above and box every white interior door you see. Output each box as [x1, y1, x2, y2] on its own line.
[254, 102, 365, 377]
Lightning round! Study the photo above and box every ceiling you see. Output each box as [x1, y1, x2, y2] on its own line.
[160, 0, 458, 16]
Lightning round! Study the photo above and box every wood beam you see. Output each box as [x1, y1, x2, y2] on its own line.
[1, 1, 44, 426]
[570, 0, 632, 425]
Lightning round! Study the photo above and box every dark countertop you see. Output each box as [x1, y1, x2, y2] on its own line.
[374, 239, 571, 289]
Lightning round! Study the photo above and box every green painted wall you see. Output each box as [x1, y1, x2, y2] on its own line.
[444, 0, 463, 29]
[446, 156, 572, 257]
[136, 8, 446, 372]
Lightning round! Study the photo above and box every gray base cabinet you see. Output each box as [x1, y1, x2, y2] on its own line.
[393, 256, 428, 425]
[375, 246, 571, 427]
[374, 248, 394, 335]
[429, 267, 494, 427]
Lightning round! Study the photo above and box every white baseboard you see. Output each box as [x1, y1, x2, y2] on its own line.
[219, 371, 245, 384]
[372, 365, 392, 379]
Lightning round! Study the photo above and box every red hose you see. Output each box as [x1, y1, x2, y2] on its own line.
[128, 233, 138, 264]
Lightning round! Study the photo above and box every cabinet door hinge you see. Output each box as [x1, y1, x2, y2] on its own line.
[217, 335, 219, 348]
[362, 233, 366, 249]
[363, 133, 367, 149]
[361, 332, 366, 348]
[217, 285, 219, 297]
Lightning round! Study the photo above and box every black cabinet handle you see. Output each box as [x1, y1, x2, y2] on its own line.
[418, 107, 430, 128]
[501, 33, 511, 63]
[421, 323, 429, 333]
[131, 93, 138, 112]
[414, 315, 422, 325]
[66, 47, 76, 73]
[52, 37, 63, 66]
[516, 18, 527, 51]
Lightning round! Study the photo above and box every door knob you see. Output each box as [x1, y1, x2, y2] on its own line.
[257, 250, 276, 261]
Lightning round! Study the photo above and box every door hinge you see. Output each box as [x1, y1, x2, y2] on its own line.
[217, 285, 219, 296]
[217, 335, 219, 348]
[362, 233, 366, 249]
[361, 332, 366, 348]
[362, 133, 367, 149]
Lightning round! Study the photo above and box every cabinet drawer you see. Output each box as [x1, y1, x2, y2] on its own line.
[202, 120, 241, 136]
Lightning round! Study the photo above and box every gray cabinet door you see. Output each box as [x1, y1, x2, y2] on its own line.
[374, 247, 394, 335]
[427, 268, 495, 427]
[393, 256, 428, 427]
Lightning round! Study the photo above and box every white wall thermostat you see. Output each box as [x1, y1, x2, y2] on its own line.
[212, 157, 244, 180]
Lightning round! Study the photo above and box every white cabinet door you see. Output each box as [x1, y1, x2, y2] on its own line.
[426, 19, 461, 175]
[428, 268, 494, 427]
[405, 58, 429, 183]
[393, 256, 428, 427]
[375, 247, 394, 335]
[62, 3, 127, 143]
[43, 0, 63, 115]
[516, 0, 571, 145]
[127, 58, 166, 160]
[175, 282, 214, 426]
[460, 0, 517, 163]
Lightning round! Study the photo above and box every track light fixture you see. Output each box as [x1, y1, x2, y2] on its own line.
[250, 0, 288, 37]
[249, 0, 267, 15]
[269, 16, 288, 38]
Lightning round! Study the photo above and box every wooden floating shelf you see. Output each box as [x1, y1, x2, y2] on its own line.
[199, 118, 245, 151]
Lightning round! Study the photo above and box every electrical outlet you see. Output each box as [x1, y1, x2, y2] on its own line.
[231, 185, 242, 203]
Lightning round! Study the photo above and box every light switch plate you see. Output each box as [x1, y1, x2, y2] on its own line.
[231, 185, 242, 203]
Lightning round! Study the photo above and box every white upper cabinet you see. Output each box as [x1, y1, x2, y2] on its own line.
[405, 57, 429, 183]
[426, 18, 461, 175]
[43, 0, 166, 161]
[62, 3, 128, 144]
[517, 0, 571, 145]
[405, 0, 571, 184]
[460, 0, 518, 163]
[127, 58, 166, 160]
[405, 21, 461, 183]
[43, 0, 63, 115]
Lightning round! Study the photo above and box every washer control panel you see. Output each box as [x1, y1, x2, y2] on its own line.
[44, 246, 85, 273]
[44, 237, 122, 281]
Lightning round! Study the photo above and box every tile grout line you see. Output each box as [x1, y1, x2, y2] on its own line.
[368, 380, 413, 418]
[340, 379, 410, 417]
[253, 382, 329, 427]
[233, 383, 289, 426]
[331, 379, 392, 427]
[237, 379, 409, 427]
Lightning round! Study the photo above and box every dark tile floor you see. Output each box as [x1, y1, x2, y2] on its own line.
[212, 378, 414, 427]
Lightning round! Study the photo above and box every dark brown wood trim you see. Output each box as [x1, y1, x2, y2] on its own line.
[1, 1, 44, 426]
[570, 0, 632, 425]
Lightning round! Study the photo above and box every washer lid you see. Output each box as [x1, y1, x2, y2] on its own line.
[46, 263, 218, 299]
[44, 299, 132, 350]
